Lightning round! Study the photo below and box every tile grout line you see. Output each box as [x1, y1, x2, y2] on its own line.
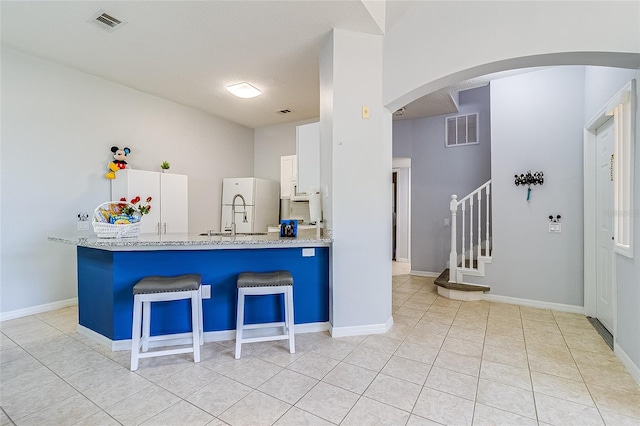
[4, 323, 124, 425]
[557, 311, 610, 424]
[521, 306, 541, 424]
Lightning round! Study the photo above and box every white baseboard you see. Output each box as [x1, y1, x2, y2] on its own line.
[614, 342, 640, 386]
[330, 316, 393, 338]
[438, 286, 484, 301]
[394, 258, 410, 263]
[78, 325, 119, 348]
[482, 294, 584, 314]
[409, 270, 440, 278]
[1, 298, 78, 322]
[80, 322, 331, 352]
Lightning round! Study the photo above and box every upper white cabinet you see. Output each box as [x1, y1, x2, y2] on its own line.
[159, 173, 188, 234]
[296, 122, 320, 194]
[280, 154, 297, 199]
[111, 169, 188, 234]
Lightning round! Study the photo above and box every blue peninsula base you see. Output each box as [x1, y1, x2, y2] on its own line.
[77, 246, 330, 348]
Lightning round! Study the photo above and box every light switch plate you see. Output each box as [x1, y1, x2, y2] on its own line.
[548, 223, 561, 233]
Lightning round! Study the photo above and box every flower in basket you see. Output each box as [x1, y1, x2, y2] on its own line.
[119, 196, 152, 217]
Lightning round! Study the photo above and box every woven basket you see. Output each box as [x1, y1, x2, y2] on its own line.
[92, 201, 142, 238]
[92, 221, 141, 238]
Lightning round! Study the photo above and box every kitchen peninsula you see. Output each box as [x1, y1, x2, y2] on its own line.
[49, 231, 331, 350]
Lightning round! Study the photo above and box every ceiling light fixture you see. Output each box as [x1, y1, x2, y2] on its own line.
[226, 82, 261, 99]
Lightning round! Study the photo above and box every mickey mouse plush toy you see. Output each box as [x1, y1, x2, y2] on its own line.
[105, 146, 131, 179]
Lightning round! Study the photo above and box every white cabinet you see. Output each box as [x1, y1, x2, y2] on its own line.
[296, 122, 320, 194]
[159, 173, 188, 234]
[111, 169, 188, 234]
[280, 155, 297, 199]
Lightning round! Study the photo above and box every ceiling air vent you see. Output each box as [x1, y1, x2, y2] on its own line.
[90, 10, 127, 32]
[277, 109, 292, 115]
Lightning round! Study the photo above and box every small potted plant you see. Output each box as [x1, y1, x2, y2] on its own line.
[160, 161, 170, 173]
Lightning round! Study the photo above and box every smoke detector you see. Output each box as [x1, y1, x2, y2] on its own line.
[89, 10, 127, 32]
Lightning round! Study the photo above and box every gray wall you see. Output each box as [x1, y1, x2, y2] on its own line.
[393, 85, 492, 273]
[479, 67, 586, 305]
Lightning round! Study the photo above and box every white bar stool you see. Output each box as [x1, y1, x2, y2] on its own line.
[235, 271, 295, 359]
[130, 274, 203, 371]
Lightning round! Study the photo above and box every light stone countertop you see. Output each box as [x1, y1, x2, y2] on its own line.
[48, 229, 332, 251]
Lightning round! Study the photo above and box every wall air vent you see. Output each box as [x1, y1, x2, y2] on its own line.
[277, 109, 292, 115]
[90, 10, 127, 32]
[445, 113, 478, 147]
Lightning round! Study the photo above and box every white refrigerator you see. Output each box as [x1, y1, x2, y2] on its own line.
[221, 178, 280, 233]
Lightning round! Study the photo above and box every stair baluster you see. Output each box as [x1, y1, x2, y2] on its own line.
[461, 200, 466, 272]
[469, 196, 474, 269]
[486, 184, 491, 256]
[448, 180, 492, 283]
[478, 190, 482, 254]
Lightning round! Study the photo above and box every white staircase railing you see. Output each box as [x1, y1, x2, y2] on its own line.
[449, 180, 492, 283]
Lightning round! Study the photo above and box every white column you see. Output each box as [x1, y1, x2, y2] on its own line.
[320, 29, 391, 335]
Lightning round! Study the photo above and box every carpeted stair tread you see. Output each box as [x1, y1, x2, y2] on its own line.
[434, 269, 490, 292]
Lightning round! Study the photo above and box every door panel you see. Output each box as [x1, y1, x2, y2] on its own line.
[596, 117, 614, 333]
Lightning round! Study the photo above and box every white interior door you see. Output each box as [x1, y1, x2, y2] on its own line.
[596, 116, 615, 333]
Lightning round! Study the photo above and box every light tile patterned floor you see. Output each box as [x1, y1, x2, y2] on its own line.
[2, 273, 640, 425]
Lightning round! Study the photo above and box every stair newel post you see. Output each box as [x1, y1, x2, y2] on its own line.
[449, 195, 458, 283]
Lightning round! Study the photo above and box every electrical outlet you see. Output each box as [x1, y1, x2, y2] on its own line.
[201, 285, 211, 299]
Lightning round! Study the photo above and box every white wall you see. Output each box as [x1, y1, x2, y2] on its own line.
[253, 118, 317, 182]
[0, 47, 254, 315]
[475, 67, 586, 306]
[383, 1, 640, 112]
[321, 29, 392, 333]
[616, 69, 640, 374]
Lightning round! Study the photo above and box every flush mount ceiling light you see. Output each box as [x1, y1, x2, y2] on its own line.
[226, 82, 261, 99]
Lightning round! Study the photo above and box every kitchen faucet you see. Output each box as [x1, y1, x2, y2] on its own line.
[230, 193, 248, 237]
